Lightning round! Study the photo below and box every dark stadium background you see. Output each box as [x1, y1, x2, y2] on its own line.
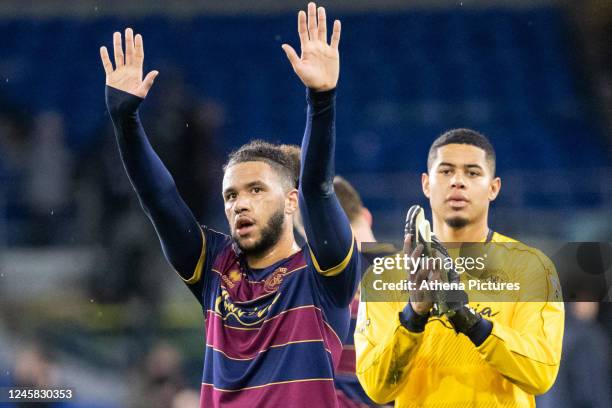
[0, 0, 610, 407]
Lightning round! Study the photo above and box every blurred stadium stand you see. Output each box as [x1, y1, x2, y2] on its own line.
[0, 1, 610, 407]
[0, 5, 610, 244]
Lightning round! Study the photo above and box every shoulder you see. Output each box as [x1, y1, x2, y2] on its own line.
[491, 232, 555, 271]
[202, 225, 232, 252]
[489, 232, 558, 293]
[200, 225, 234, 267]
[488, 232, 562, 300]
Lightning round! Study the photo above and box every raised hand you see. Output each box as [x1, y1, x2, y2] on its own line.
[282, 2, 340, 92]
[100, 28, 159, 98]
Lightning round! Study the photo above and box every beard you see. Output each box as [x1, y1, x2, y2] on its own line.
[445, 216, 470, 229]
[233, 207, 286, 258]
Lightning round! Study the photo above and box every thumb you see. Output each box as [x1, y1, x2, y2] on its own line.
[281, 44, 300, 69]
[140, 70, 159, 95]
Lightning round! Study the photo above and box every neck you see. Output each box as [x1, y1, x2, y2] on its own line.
[432, 212, 490, 242]
[245, 229, 300, 269]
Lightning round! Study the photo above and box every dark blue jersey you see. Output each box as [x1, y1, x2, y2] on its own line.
[106, 85, 361, 407]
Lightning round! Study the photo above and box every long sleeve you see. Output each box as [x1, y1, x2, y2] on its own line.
[475, 302, 564, 395]
[355, 291, 424, 404]
[474, 251, 564, 395]
[356, 324, 423, 404]
[299, 88, 360, 307]
[105, 86, 203, 281]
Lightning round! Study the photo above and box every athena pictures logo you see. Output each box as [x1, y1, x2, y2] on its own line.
[360, 241, 612, 302]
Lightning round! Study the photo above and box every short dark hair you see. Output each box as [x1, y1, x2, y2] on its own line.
[427, 128, 496, 174]
[224, 140, 300, 191]
[333, 176, 364, 223]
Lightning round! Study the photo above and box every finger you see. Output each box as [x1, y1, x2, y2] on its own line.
[412, 265, 430, 285]
[331, 19, 341, 49]
[281, 44, 300, 69]
[411, 243, 424, 260]
[139, 70, 159, 95]
[307, 2, 317, 41]
[134, 33, 144, 65]
[428, 269, 442, 283]
[99, 46, 113, 75]
[297, 10, 308, 49]
[113, 31, 124, 68]
[403, 234, 412, 253]
[125, 27, 134, 65]
[318, 7, 327, 43]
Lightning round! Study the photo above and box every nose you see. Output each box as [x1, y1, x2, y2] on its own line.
[450, 173, 466, 189]
[233, 194, 250, 214]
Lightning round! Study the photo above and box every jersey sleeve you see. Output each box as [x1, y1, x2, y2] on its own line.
[299, 88, 361, 307]
[474, 251, 564, 395]
[106, 86, 203, 279]
[181, 226, 232, 304]
[354, 269, 424, 404]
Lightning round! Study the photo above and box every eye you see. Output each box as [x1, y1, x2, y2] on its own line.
[439, 169, 452, 175]
[251, 187, 262, 194]
[226, 192, 237, 201]
[468, 171, 481, 177]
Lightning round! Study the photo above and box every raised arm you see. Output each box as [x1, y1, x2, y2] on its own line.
[283, 3, 358, 306]
[100, 29, 203, 281]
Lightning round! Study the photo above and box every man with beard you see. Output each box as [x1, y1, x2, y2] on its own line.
[355, 129, 564, 407]
[101, 3, 361, 407]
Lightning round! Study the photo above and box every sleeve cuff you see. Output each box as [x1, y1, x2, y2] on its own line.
[306, 87, 336, 107]
[399, 302, 429, 333]
[105, 85, 144, 117]
[465, 318, 493, 347]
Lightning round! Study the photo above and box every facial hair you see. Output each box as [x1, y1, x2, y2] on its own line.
[445, 216, 470, 229]
[234, 207, 286, 258]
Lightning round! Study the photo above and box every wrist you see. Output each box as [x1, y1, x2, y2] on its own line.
[106, 85, 144, 117]
[399, 302, 429, 333]
[447, 305, 482, 334]
[410, 300, 431, 316]
[306, 87, 336, 104]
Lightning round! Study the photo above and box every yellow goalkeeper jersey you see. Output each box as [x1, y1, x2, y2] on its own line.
[355, 232, 564, 407]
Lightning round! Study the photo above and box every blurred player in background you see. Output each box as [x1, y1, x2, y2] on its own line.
[355, 129, 565, 407]
[332, 175, 393, 408]
[100, 3, 362, 407]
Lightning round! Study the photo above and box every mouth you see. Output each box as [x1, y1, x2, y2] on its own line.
[446, 195, 469, 209]
[235, 217, 256, 237]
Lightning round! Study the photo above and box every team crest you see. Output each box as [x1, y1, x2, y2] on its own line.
[476, 268, 510, 292]
[264, 267, 289, 292]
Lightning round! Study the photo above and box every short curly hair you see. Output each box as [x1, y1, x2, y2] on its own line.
[224, 140, 300, 191]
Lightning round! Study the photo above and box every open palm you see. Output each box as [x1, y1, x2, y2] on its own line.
[282, 2, 341, 92]
[100, 28, 158, 98]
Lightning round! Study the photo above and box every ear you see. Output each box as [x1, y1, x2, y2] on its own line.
[361, 207, 373, 228]
[489, 177, 501, 201]
[421, 173, 430, 198]
[285, 189, 299, 214]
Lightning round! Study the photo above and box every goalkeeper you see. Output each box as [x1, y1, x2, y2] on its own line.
[355, 129, 564, 407]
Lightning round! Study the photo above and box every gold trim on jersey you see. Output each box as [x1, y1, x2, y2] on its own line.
[201, 377, 334, 392]
[180, 226, 206, 285]
[309, 233, 355, 277]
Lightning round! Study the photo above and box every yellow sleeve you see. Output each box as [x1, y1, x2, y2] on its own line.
[476, 253, 564, 395]
[354, 299, 424, 404]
